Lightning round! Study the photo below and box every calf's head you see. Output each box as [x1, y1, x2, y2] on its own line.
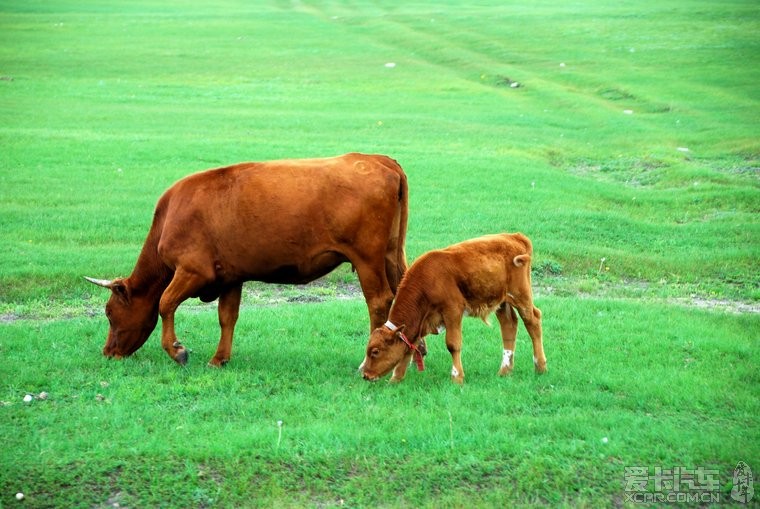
[85, 277, 158, 358]
[360, 325, 410, 381]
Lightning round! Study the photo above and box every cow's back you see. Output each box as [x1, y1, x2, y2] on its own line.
[154, 153, 405, 283]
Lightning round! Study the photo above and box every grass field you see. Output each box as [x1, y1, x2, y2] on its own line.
[1, 1, 758, 507]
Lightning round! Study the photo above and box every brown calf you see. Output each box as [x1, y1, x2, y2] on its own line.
[360, 233, 546, 384]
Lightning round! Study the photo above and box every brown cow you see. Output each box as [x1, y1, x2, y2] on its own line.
[360, 233, 546, 384]
[86, 153, 408, 366]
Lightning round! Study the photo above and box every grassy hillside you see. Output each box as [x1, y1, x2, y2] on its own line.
[1, 1, 758, 507]
[1, 0, 757, 304]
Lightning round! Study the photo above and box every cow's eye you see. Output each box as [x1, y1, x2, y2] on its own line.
[370, 348, 380, 358]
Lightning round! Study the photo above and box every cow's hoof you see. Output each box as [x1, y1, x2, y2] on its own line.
[451, 375, 465, 385]
[207, 358, 228, 368]
[535, 364, 547, 375]
[174, 348, 189, 365]
[498, 366, 513, 377]
[389, 376, 404, 384]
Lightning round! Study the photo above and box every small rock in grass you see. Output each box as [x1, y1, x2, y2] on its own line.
[23, 394, 33, 404]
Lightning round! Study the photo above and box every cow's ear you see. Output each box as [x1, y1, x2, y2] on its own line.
[513, 254, 531, 267]
[110, 279, 131, 304]
[85, 276, 131, 303]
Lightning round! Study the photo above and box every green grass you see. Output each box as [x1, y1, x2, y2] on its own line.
[1, 0, 758, 507]
[2, 299, 757, 507]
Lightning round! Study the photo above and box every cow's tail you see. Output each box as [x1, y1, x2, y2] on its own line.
[386, 160, 409, 293]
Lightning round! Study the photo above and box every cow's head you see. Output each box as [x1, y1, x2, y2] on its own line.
[85, 277, 158, 358]
[360, 324, 411, 381]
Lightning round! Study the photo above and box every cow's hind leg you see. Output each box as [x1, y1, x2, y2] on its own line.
[159, 268, 210, 365]
[209, 283, 242, 367]
[496, 303, 518, 376]
[353, 259, 395, 331]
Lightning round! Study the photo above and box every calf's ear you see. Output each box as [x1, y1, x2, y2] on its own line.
[384, 324, 406, 345]
[513, 254, 531, 267]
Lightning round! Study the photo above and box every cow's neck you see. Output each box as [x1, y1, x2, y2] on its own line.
[128, 226, 172, 301]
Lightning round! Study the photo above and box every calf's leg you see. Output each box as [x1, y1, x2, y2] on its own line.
[209, 283, 242, 367]
[517, 305, 546, 374]
[495, 304, 518, 376]
[443, 312, 465, 384]
[390, 350, 413, 383]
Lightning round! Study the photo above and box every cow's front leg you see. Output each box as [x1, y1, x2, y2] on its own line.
[496, 304, 518, 376]
[390, 350, 413, 383]
[518, 305, 546, 374]
[209, 283, 242, 367]
[444, 313, 465, 384]
[159, 268, 208, 365]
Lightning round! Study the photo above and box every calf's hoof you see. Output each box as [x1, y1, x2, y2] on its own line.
[498, 366, 513, 377]
[535, 364, 547, 374]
